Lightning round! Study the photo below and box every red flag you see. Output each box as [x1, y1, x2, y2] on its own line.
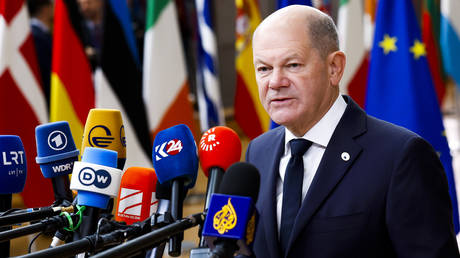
[0, 0, 54, 207]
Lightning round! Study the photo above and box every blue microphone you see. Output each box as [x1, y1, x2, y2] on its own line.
[35, 121, 79, 204]
[70, 147, 122, 240]
[152, 124, 198, 256]
[0, 135, 26, 257]
[202, 162, 260, 258]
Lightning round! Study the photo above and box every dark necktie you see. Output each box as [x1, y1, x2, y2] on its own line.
[280, 138, 312, 256]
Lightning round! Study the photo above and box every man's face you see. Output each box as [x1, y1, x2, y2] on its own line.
[253, 23, 336, 135]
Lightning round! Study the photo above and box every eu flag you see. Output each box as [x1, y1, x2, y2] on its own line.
[366, 0, 459, 233]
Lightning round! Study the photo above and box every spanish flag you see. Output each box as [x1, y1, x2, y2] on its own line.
[234, 0, 269, 139]
[50, 0, 94, 151]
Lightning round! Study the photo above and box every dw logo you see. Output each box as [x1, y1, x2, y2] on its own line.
[155, 139, 183, 161]
[48, 130, 67, 151]
[88, 125, 115, 147]
[78, 167, 112, 188]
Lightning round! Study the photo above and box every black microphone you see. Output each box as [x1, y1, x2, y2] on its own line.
[203, 162, 260, 258]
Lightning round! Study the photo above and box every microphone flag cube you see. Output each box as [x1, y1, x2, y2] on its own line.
[203, 193, 254, 240]
[116, 167, 158, 225]
[152, 124, 198, 188]
[70, 147, 122, 209]
[35, 121, 79, 178]
[0, 135, 27, 194]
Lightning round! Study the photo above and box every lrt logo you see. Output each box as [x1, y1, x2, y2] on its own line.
[1, 151, 25, 166]
[78, 167, 112, 188]
[200, 128, 220, 151]
[88, 125, 115, 147]
[48, 130, 67, 151]
[155, 139, 183, 161]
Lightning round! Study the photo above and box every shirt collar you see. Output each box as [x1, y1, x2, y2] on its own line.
[284, 95, 347, 154]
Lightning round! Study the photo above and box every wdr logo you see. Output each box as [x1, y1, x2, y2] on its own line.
[88, 125, 114, 147]
[78, 167, 112, 188]
[155, 139, 183, 161]
[48, 130, 67, 151]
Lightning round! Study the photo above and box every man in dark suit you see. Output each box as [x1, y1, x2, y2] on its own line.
[246, 5, 459, 258]
[27, 0, 53, 110]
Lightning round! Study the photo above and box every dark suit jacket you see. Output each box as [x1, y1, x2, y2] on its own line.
[246, 96, 459, 258]
[31, 23, 52, 108]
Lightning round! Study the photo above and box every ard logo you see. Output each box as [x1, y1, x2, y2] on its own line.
[213, 198, 237, 234]
[48, 130, 67, 151]
[200, 127, 220, 151]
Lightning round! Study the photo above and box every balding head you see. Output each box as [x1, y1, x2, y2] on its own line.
[254, 5, 339, 59]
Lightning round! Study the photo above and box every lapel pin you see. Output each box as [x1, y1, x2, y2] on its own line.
[341, 152, 350, 161]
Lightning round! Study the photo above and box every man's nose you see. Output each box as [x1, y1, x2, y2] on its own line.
[269, 68, 289, 89]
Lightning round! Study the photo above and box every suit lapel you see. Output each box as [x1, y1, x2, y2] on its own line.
[287, 96, 367, 253]
[257, 128, 285, 258]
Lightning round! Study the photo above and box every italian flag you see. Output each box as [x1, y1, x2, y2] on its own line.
[143, 0, 196, 140]
[337, 0, 376, 108]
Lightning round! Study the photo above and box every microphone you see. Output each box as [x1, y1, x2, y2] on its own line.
[202, 162, 260, 258]
[81, 109, 126, 170]
[198, 126, 241, 247]
[35, 121, 79, 204]
[0, 135, 27, 257]
[115, 167, 158, 225]
[153, 124, 198, 257]
[70, 147, 123, 241]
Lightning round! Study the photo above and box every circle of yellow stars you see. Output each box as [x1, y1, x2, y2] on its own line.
[378, 34, 427, 60]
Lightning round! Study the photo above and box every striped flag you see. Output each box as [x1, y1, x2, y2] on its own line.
[440, 0, 460, 87]
[234, 0, 269, 139]
[50, 0, 94, 154]
[143, 0, 197, 139]
[0, 0, 53, 207]
[95, 0, 152, 168]
[338, 0, 375, 108]
[195, 0, 225, 131]
[422, 0, 446, 105]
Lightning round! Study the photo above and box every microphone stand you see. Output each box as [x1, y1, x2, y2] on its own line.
[91, 213, 205, 258]
[0, 194, 12, 257]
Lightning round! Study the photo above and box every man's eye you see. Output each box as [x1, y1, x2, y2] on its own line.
[288, 63, 300, 68]
[258, 66, 270, 72]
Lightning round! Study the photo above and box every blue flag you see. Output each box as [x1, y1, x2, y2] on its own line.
[366, 0, 459, 233]
[277, 0, 311, 8]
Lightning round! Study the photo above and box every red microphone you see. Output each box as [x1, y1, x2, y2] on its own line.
[198, 126, 241, 247]
[115, 167, 158, 225]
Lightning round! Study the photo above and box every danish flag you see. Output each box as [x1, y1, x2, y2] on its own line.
[0, 1, 53, 206]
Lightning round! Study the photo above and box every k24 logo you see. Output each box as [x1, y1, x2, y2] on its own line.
[155, 139, 183, 161]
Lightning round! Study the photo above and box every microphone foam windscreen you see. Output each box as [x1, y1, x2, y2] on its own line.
[218, 162, 260, 202]
[152, 124, 198, 188]
[199, 126, 242, 177]
[35, 121, 79, 178]
[81, 109, 126, 169]
[0, 135, 27, 194]
[116, 167, 157, 225]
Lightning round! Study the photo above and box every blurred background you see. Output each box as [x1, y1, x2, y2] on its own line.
[1, 0, 460, 256]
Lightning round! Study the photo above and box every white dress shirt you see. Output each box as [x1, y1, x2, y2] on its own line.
[276, 95, 347, 234]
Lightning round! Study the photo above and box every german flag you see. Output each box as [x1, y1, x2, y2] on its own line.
[50, 0, 94, 151]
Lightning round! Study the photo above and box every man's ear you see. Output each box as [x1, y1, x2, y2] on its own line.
[328, 51, 346, 86]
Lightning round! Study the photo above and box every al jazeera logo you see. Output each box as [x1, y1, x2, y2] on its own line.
[213, 198, 237, 234]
